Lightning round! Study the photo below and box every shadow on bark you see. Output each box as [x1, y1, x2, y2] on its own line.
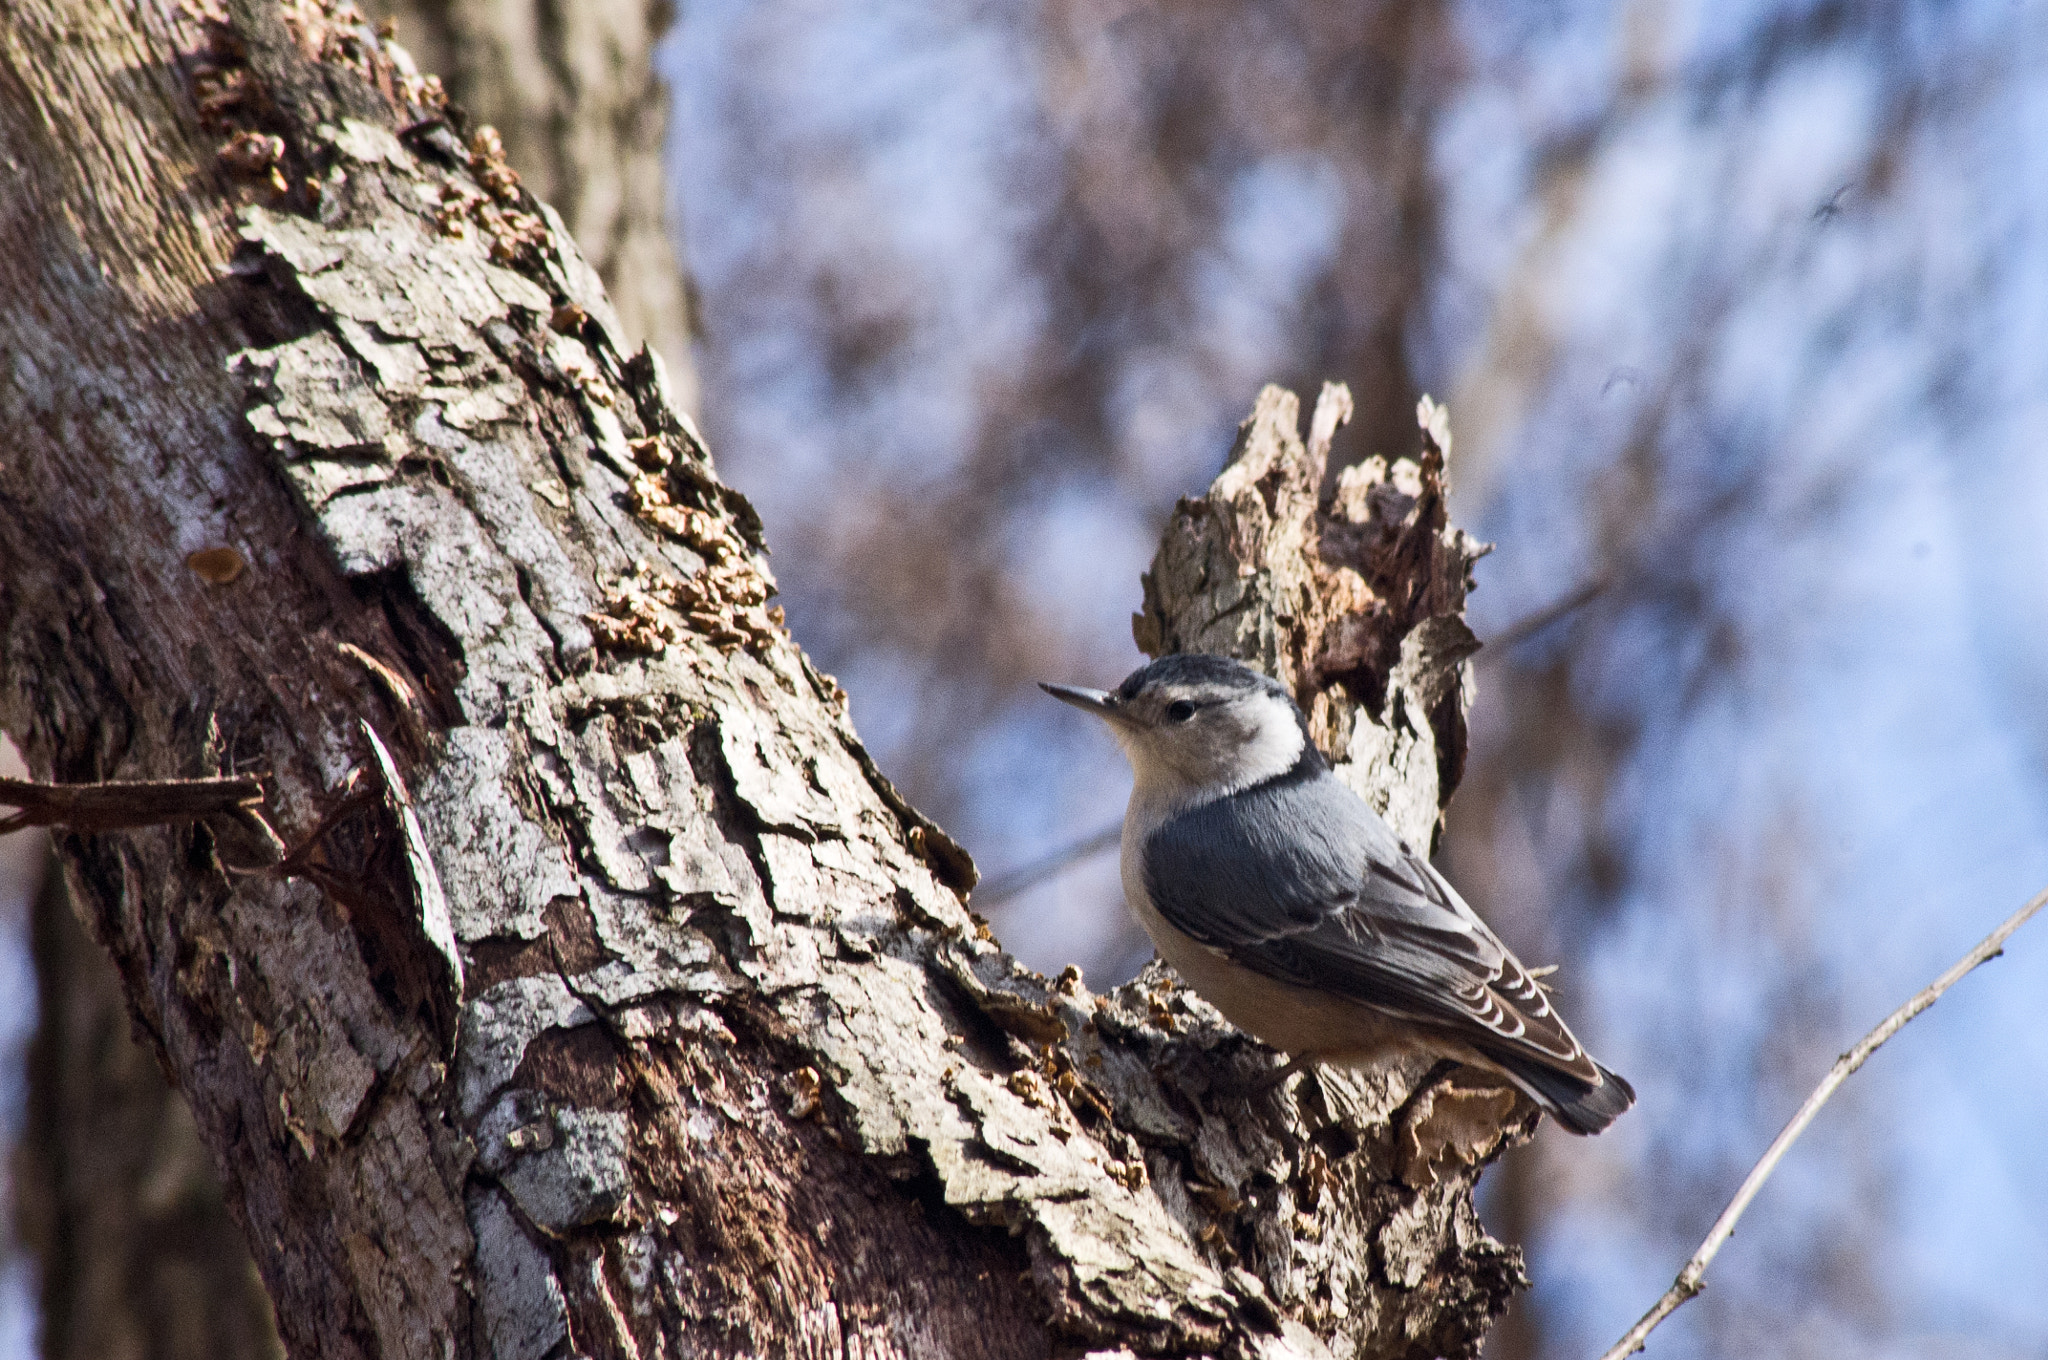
[16, 850, 283, 1360]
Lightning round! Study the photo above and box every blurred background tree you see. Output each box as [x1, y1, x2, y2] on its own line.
[5, 1, 2047, 1358]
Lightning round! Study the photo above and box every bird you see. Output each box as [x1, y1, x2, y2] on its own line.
[1042, 652, 1634, 1134]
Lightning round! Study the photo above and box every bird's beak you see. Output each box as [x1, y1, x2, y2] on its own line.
[1039, 683, 1124, 722]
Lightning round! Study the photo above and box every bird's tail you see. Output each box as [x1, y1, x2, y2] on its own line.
[1496, 1058, 1636, 1136]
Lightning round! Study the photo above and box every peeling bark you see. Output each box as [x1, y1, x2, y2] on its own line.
[0, 3, 1524, 1357]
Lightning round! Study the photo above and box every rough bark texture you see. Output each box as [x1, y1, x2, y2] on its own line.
[10, 2, 691, 1352]
[0, 3, 1521, 1357]
[368, 0, 699, 415]
[15, 863, 285, 1360]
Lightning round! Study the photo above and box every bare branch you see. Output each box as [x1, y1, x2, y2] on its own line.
[1597, 881, 2048, 1360]
[1478, 571, 1612, 661]
[0, 775, 266, 835]
[973, 822, 1123, 907]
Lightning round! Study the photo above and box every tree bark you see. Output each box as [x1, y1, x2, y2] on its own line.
[0, 3, 1521, 1357]
[10, 3, 694, 1353]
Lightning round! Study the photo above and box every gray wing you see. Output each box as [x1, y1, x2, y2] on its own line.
[1141, 770, 1600, 1082]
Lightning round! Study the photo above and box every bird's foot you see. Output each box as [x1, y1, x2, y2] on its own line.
[1242, 1051, 1317, 1097]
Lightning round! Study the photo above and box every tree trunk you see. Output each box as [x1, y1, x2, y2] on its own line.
[9, 3, 695, 1353]
[0, 3, 1521, 1356]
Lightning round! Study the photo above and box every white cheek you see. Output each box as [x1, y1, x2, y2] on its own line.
[1119, 692, 1306, 817]
[1223, 693, 1305, 791]
[1107, 724, 1144, 761]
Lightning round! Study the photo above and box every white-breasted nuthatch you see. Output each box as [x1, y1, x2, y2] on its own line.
[1043, 653, 1633, 1134]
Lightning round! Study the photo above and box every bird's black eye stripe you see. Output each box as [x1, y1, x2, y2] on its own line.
[1166, 699, 1197, 723]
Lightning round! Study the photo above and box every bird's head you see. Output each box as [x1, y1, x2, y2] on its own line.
[1041, 654, 1318, 804]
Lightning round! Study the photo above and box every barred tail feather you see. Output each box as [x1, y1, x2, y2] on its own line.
[1497, 1057, 1636, 1136]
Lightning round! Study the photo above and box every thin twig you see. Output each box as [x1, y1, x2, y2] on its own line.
[1479, 571, 1612, 660]
[1597, 882, 2048, 1360]
[974, 822, 1123, 907]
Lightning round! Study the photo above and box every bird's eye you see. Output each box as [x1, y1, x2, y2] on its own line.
[1165, 700, 1197, 723]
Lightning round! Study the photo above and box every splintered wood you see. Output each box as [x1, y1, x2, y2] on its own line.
[1137, 383, 1491, 853]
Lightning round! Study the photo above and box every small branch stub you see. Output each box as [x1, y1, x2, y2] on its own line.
[0, 775, 267, 835]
